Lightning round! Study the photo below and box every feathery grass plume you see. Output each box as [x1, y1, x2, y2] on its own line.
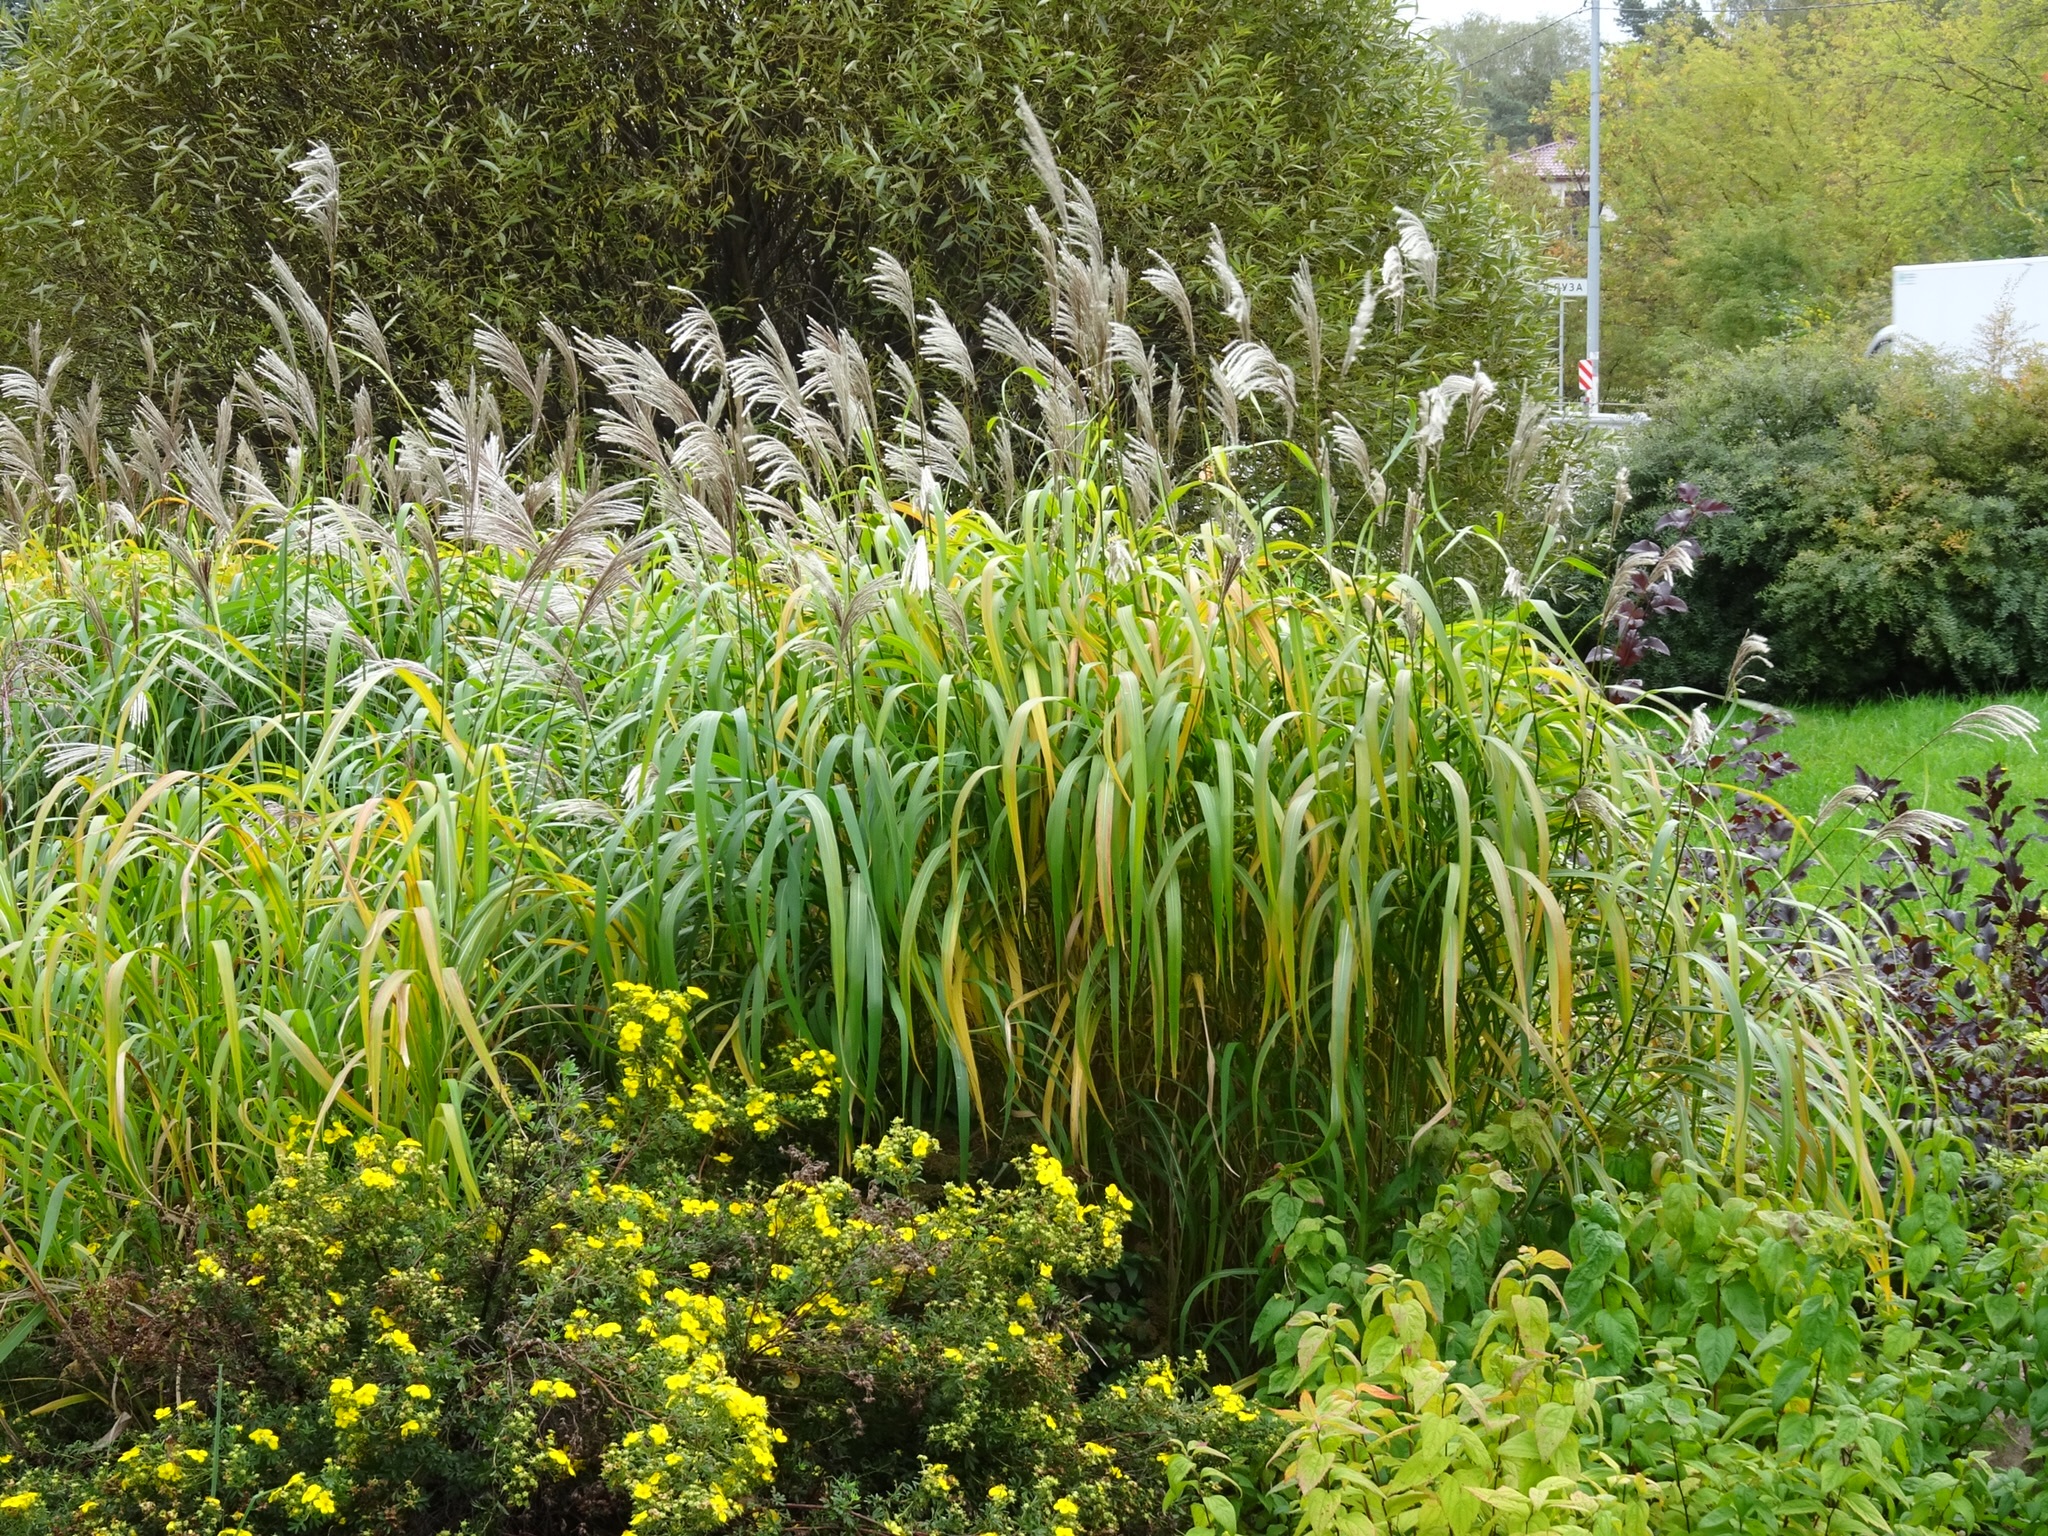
[1215, 340, 1297, 427]
[1464, 364, 1496, 446]
[1289, 259, 1324, 396]
[1725, 632, 1772, 699]
[1139, 252, 1198, 360]
[917, 301, 977, 391]
[1871, 808, 1968, 849]
[1397, 484, 1423, 570]
[1205, 229, 1252, 341]
[1342, 274, 1377, 375]
[867, 250, 919, 334]
[1392, 206, 1438, 301]
[1504, 395, 1549, 499]
[287, 142, 341, 262]
[1945, 703, 2039, 745]
[1816, 782, 1881, 822]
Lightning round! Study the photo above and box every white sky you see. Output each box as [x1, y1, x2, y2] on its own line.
[1402, 0, 1586, 34]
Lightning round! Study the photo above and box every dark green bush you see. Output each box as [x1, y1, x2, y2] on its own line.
[1623, 339, 2048, 702]
[0, 0, 1542, 409]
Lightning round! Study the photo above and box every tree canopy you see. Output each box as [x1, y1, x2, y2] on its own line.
[0, 0, 1545, 403]
[1544, 0, 2048, 397]
[1431, 11, 1586, 150]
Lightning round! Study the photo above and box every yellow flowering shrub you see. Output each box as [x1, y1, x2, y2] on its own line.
[609, 981, 836, 1138]
[0, 988, 1267, 1536]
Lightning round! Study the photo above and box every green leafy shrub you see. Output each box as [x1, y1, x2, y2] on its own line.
[1623, 338, 2048, 701]
[1191, 1144, 2048, 1536]
[0, 986, 1263, 1535]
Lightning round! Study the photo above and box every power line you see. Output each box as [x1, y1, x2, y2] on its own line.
[1455, 6, 1590, 70]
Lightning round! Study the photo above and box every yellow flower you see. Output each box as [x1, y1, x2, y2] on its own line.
[407, 1384, 432, 1400]
[1054, 1497, 1080, 1516]
[523, 1248, 553, 1268]
[300, 1482, 337, 1516]
[400, 1418, 424, 1438]
[358, 1166, 397, 1191]
[689, 1261, 712, 1279]
[249, 1428, 280, 1450]
[0, 1492, 37, 1513]
[546, 1447, 576, 1474]
[647, 1423, 671, 1446]
[195, 1253, 225, 1280]
[987, 1484, 1011, 1501]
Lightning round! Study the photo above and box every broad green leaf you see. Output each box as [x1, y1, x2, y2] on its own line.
[1696, 1322, 1737, 1384]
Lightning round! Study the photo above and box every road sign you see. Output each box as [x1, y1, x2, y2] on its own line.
[1578, 357, 1597, 396]
[1546, 276, 1590, 297]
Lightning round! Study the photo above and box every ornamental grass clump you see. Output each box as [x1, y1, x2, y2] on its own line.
[0, 112, 1926, 1364]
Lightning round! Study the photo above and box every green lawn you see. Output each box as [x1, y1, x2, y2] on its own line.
[1764, 692, 2048, 821]
[1744, 692, 2048, 897]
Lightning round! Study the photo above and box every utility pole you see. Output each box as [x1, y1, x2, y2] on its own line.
[1586, 0, 1602, 414]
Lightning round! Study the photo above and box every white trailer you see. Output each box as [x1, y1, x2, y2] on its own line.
[1873, 256, 2048, 362]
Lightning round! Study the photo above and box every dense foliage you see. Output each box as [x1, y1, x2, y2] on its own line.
[0, 0, 1543, 420]
[1541, 0, 2046, 396]
[0, 131, 2045, 1536]
[1178, 1147, 2048, 1536]
[0, 210, 1916, 1373]
[1622, 339, 2048, 701]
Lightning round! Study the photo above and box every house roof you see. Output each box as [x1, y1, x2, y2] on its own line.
[1511, 140, 1584, 183]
